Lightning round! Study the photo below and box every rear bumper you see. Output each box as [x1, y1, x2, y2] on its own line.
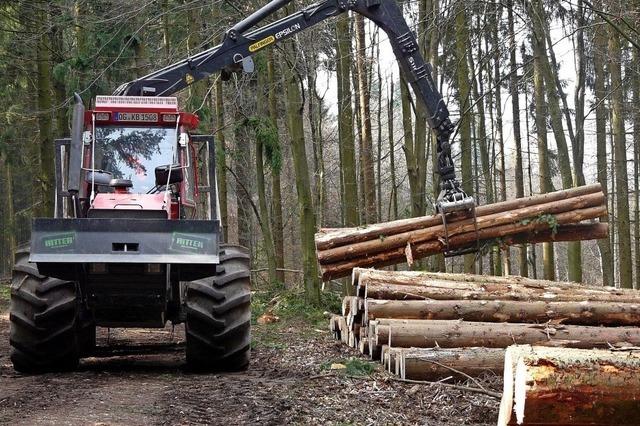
[30, 218, 220, 280]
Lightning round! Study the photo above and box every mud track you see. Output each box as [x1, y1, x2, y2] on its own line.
[0, 309, 499, 425]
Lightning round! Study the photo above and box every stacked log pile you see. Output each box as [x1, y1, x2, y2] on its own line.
[329, 269, 640, 386]
[316, 184, 608, 280]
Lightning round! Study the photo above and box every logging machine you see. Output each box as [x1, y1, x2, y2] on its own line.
[10, 0, 474, 373]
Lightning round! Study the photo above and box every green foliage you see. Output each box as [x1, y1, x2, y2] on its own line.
[520, 214, 559, 235]
[320, 358, 376, 376]
[244, 116, 282, 173]
[252, 285, 341, 328]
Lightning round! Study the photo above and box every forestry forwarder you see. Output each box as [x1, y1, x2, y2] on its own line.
[10, 0, 474, 373]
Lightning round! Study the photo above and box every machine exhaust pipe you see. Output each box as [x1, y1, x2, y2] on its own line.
[68, 93, 85, 217]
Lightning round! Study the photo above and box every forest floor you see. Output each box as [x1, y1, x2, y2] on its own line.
[0, 285, 500, 425]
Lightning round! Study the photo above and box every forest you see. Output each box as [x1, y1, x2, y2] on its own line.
[0, 0, 636, 301]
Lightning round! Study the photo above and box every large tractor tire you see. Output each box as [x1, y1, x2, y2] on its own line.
[185, 244, 251, 371]
[9, 248, 81, 373]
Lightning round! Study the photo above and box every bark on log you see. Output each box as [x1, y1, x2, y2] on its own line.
[321, 206, 607, 280]
[316, 184, 602, 250]
[375, 319, 640, 349]
[318, 192, 604, 264]
[354, 267, 595, 290]
[503, 222, 609, 245]
[394, 347, 505, 380]
[365, 299, 640, 326]
[498, 345, 640, 425]
[363, 278, 640, 304]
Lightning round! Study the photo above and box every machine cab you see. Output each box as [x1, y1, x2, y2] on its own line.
[83, 96, 200, 220]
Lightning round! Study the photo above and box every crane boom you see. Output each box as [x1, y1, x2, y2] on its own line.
[114, 0, 473, 213]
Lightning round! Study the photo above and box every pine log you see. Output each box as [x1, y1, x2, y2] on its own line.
[317, 192, 604, 264]
[321, 205, 607, 280]
[316, 184, 603, 250]
[358, 338, 369, 355]
[363, 278, 640, 304]
[354, 262, 607, 294]
[503, 222, 609, 245]
[381, 345, 389, 367]
[341, 296, 356, 316]
[498, 345, 640, 426]
[395, 347, 505, 380]
[364, 299, 640, 326]
[375, 319, 640, 349]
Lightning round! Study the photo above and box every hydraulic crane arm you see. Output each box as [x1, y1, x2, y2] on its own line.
[114, 0, 472, 212]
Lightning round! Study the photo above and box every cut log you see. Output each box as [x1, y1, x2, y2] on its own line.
[364, 299, 640, 326]
[354, 266, 609, 292]
[320, 205, 607, 280]
[341, 296, 356, 316]
[316, 183, 603, 250]
[358, 338, 369, 355]
[317, 192, 604, 264]
[503, 222, 609, 245]
[498, 345, 640, 426]
[394, 347, 505, 380]
[375, 319, 640, 349]
[362, 278, 640, 304]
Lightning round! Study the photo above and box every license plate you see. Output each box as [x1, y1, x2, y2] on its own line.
[114, 112, 158, 122]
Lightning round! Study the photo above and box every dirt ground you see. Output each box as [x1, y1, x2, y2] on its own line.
[0, 300, 500, 425]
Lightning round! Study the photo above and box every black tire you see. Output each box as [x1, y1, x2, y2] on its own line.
[9, 248, 81, 373]
[185, 244, 251, 371]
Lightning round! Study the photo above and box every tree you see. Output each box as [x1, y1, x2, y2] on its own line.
[284, 42, 320, 304]
[267, 49, 285, 283]
[608, 12, 633, 289]
[454, 0, 475, 273]
[531, 15, 556, 281]
[355, 14, 377, 224]
[508, 0, 527, 277]
[592, 0, 614, 287]
[35, 4, 54, 218]
[335, 13, 359, 227]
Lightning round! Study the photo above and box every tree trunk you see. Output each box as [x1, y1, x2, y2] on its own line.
[593, 0, 614, 287]
[306, 52, 326, 225]
[634, 47, 640, 289]
[253, 67, 278, 285]
[387, 79, 398, 221]
[531, 14, 555, 280]
[0, 150, 15, 273]
[609, 16, 633, 289]
[355, 15, 376, 224]
[36, 5, 54, 218]
[499, 345, 640, 426]
[285, 45, 320, 304]
[267, 49, 285, 283]
[455, 1, 475, 273]
[507, 0, 526, 277]
[335, 14, 359, 227]
[213, 4, 228, 243]
[365, 299, 640, 326]
[536, 6, 582, 283]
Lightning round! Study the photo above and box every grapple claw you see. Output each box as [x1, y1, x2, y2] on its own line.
[436, 181, 479, 258]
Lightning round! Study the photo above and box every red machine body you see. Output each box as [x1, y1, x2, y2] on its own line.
[82, 96, 199, 220]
